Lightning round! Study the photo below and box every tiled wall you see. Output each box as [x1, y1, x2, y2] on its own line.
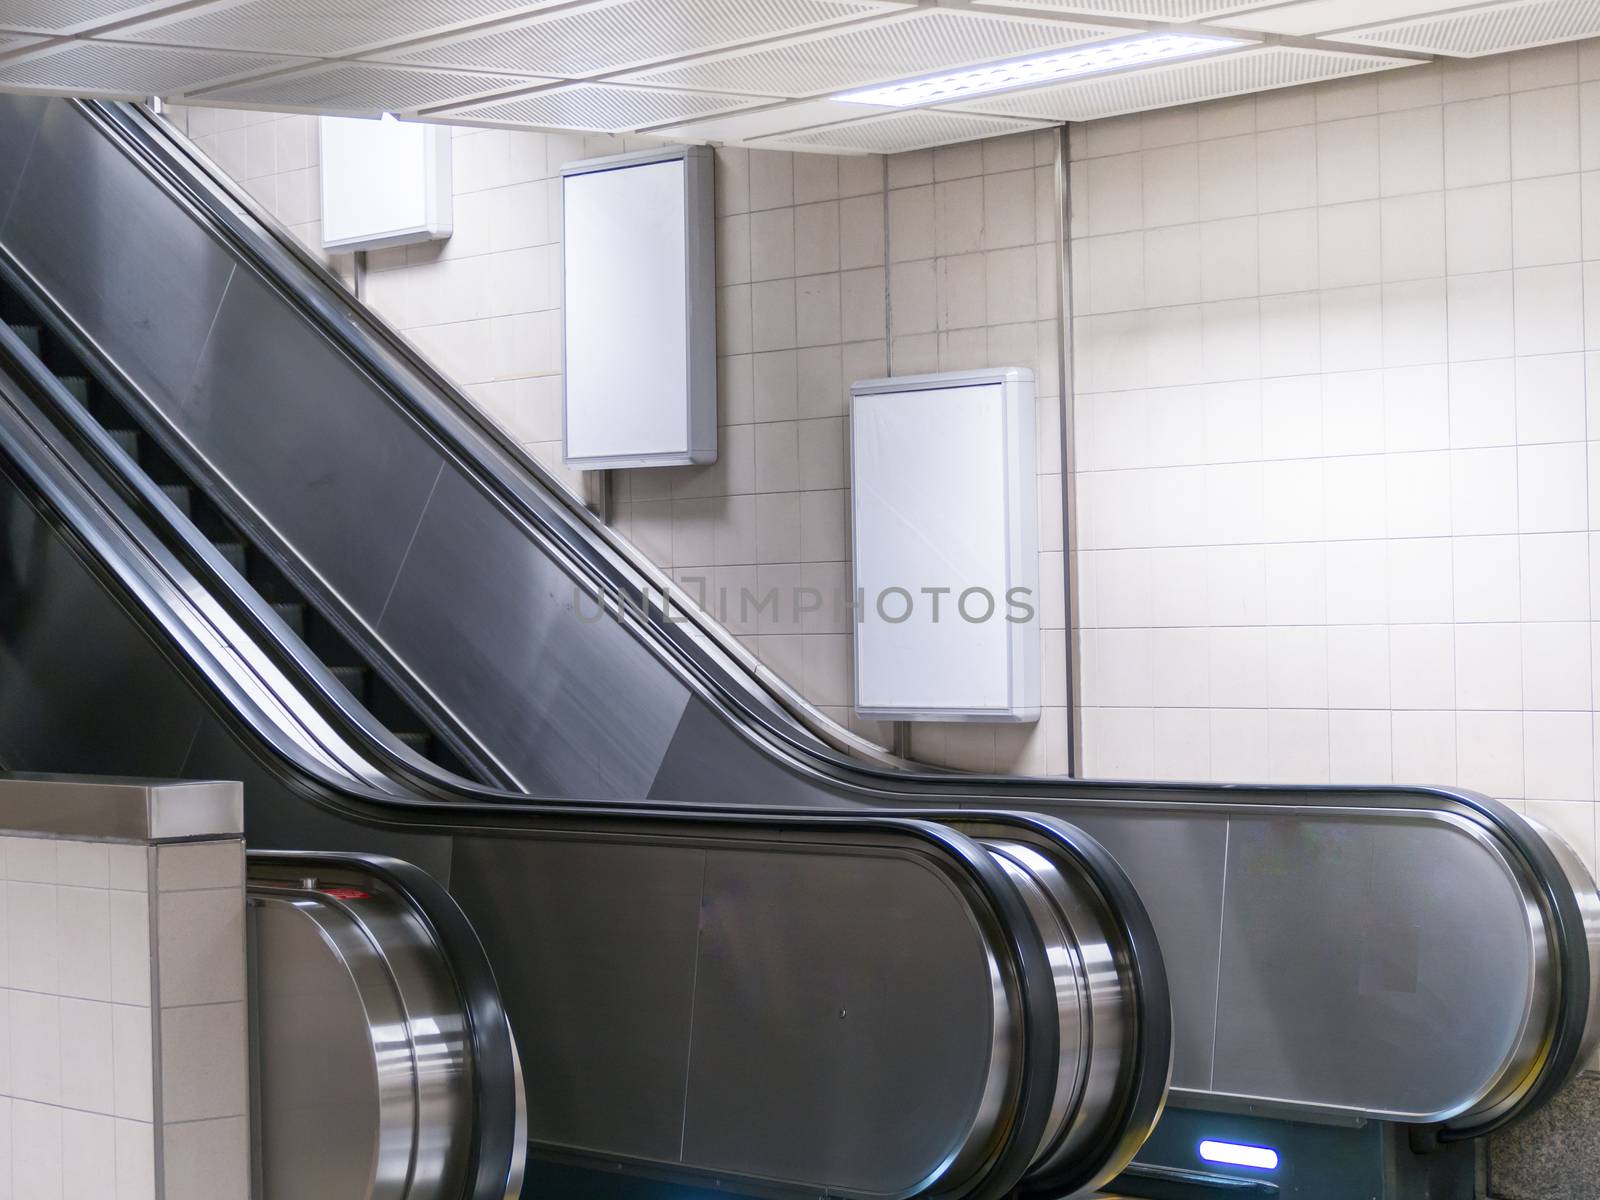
[1069, 38, 1600, 870]
[168, 106, 1072, 774]
[0, 835, 248, 1199]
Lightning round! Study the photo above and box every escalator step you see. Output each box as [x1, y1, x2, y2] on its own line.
[160, 484, 191, 518]
[329, 665, 368, 702]
[272, 602, 306, 638]
[5, 324, 40, 355]
[107, 428, 139, 458]
[58, 376, 89, 403]
[212, 541, 247, 573]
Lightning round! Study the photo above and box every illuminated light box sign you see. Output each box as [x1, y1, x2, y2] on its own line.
[561, 146, 716, 469]
[320, 115, 452, 252]
[850, 368, 1039, 723]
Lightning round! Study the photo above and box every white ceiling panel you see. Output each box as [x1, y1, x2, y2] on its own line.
[1223, 0, 1462, 35]
[973, 0, 1267, 20]
[376, 0, 905, 78]
[0, 39, 305, 96]
[114, 0, 558, 58]
[190, 60, 543, 114]
[949, 42, 1415, 120]
[753, 107, 1045, 153]
[440, 81, 762, 132]
[622, 8, 1119, 99]
[650, 97, 891, 142]
[0, 0, 184, 36]
[1340, 0, 1600, 56]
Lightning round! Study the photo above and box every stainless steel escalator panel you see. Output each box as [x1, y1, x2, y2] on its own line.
[448, 830, 1030, 1200]
[1, 97, 235, 419]
[372, 460, 690, 799]
[248, 856, 520, 1200]
[249, 890, 422, 1200]
[1060, 801, 1572, 1126]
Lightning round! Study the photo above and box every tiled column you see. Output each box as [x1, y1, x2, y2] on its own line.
[0, 774, 247, 1200]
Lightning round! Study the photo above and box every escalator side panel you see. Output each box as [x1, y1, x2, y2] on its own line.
[450, 833, 1008, 1197]
[681, 847, 998, 1194]
[0, 94, 46, 224]
[181, 264, 449, 622]
[450, 835, 705, 1164]
[650, 691, 838, 810]
[3, 100, 232, 419]
[1213, 813, 1541, 1116]
[0, 477, 207, 775]
[1060, 811, 1227, 1092]
[1060, 804, 1545, 1118]
[373, 461, 689, 799]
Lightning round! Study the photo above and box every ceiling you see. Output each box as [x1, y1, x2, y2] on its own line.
[0, 0, 1591, 154]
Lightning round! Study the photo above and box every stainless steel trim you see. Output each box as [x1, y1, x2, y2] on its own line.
[0, 772, 241, 840]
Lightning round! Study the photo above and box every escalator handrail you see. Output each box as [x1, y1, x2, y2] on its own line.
[0, 375, 1072, 1199]
[29, 96, 1598, 1140]
[0, 317, 462, 796]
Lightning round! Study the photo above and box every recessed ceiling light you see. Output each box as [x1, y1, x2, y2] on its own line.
[833, 31, 1249, 106]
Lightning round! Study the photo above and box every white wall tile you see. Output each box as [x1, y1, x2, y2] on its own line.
[1444, 96, 1511, 188]
[1510, 85, 1581, 178]
[1526, 710, 1594, 799]
[1330, 709, 1392, 782]
[58, 999, 113, 1115]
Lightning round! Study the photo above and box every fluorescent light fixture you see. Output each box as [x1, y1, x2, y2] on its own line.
[833, 32, 1247, 107]
[1198, 1140, 1280, 1171]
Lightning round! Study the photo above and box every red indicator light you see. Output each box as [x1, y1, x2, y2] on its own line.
[320, 886, 371, 901]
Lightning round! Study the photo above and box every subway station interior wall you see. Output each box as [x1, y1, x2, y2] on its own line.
[165, 108, 1069, 774]
[1069, 37, 1600, 873]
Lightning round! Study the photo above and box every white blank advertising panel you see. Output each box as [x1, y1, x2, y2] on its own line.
[320, 115, 451, 252]
[851, 369, 1039, 722]
[561, 146, 716, 468]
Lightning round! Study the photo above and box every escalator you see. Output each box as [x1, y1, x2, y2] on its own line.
[0, 90, 1598, 1193]
[0, 233, 1169, 1197]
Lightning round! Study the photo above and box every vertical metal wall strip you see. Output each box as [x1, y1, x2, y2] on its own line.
[880, 151, 912, 761]
[1053, 124, 1081, 778]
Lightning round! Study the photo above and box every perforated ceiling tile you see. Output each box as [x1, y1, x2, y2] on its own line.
[193, 60, 542, 114]
[0, 39, 304, 97]
[381, 0, 905, 78]
[622, 7, 1118, 99]
[752, 108, 1045, 154]
[441, 82, 760, 133]
[0, 0, 181, 35]
[950, 43, 1416, 121]
[1225, 0, 1457, 36]
[652, 98, 888, 143]
[1340, 0, 1600, 56]
[973, 0, 1265, 19]
[115, 0, 558, 57]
